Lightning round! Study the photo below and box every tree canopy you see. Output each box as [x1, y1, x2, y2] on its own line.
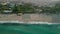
[0, 2, 60, 14]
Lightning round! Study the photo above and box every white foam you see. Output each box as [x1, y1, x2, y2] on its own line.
[0, 21, 24, 23]
[27, 21, 60, 25]
[0, 21, 59, 25]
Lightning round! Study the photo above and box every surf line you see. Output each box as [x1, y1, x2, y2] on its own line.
[0, 21, 59, 25]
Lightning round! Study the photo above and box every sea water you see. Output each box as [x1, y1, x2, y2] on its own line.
[0, 22, 60, 34]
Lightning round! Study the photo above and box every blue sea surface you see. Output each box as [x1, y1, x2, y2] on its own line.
[0, 23, 60, 34]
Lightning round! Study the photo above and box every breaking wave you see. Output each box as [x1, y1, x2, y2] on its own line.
[0, 21, 60, 25]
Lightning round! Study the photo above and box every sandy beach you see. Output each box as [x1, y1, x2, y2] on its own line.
[0, 14, 60, 23]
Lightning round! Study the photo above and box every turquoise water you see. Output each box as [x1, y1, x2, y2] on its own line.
[0, 24, 60, 34]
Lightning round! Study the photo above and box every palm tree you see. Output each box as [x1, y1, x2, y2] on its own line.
[22, 3, 33, 13]
[0, 4, 4, 13]
[17, 3, 34, 14]
[12, 4, 18, 14]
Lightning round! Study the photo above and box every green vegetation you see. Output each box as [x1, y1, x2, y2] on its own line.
[0, 2, 60, 15]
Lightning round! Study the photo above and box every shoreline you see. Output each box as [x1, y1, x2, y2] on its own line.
[0, 21, 60, 25]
